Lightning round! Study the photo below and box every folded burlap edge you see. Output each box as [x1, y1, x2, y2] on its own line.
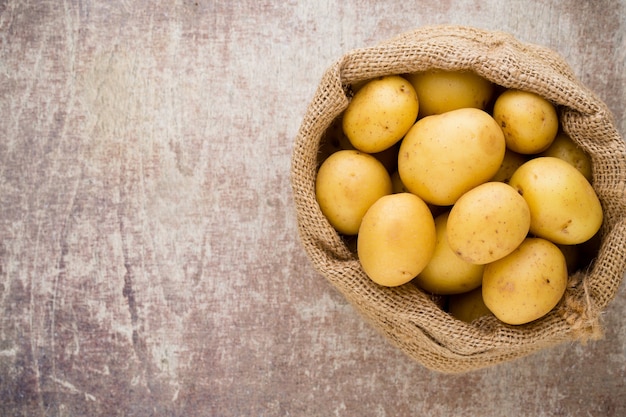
[290, 25, 626, 373]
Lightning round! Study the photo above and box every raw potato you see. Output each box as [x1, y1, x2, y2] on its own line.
[414, 212, 484, 295]
[509, 157, 603, 245]
[540, 132, 593, 182]
[490, 149, 528, 183]
[392, 171, 447, 218]
[482, 237, 568, 325]
[342, 75, 419, 153]
[447, 182, 531, 264]
[448, 287, 493, 323]
[315, 150, 392, 235]
[493, 89, 559, 154]
[398, 108, 506, 206]
[406, 70, 494, 117]
[318, 116, 400, 173]
[315, 76, 604, 327]
[358, 193, 436, 287]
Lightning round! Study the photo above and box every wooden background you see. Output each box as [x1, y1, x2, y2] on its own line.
[1, 1, 625, 416]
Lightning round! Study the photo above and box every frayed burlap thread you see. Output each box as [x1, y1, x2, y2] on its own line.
[291, 25, 626, 373]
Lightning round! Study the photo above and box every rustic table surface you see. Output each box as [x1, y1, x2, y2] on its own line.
[1, 1, 625, 416]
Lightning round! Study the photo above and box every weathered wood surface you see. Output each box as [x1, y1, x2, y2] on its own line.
[0, 1, 624, 416]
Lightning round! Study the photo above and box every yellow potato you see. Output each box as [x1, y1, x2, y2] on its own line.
[482, 237, 568, 325]
[493, 89, 559, 154]
[540, 132, 593, 182]
[448, 287, 493, 323]
[406, 70, 494, 117]
[342, 75, 418, 153]
[508, 157, 603, 245]
[398, 108, 506, 206]
[318, 117, 400, 173]
[414, 212, 484, 295]
[391, 172, 448, 218]
[490, 149, 529, 183]
[315, 150, 392, 235]
[391, 176, 447, 221]
[390, 172, 446, 215]
[447, 182, 531, 264]
[358, 193, 436, 287]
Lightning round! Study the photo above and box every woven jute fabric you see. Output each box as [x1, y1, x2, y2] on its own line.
[290, 25, 626, 373]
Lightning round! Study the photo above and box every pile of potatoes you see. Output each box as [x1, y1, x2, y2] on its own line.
[315, 71, 603, 326]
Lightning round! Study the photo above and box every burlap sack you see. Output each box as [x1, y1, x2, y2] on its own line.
[290, 25, 626, 373]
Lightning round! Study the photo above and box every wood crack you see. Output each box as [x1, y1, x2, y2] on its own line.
[118, 160, 148, 365]
[121, 249, 144, 361]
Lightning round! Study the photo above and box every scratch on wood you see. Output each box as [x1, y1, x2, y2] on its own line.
[121, 246, 140, 353]
[50, 376, 97, 402]
[118, 159, 148, 366]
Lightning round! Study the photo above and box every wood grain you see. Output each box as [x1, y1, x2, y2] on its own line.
[0, 1, 624, 416]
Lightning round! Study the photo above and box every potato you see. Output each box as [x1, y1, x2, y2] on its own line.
[448, 287, 493, 323]
[493, 89, 559, 154]
[342, 75, 418, 153]
[490, 149, 529, 183]
[406, 70, 494, 117]
[318, 117, 400, 173]
[358, 193, 436, 287]
[391, 172, 448, 218]
[414, 212, 484, 295]
[447, 182, 531, 264]
[508, 156, 603, 245]
[398, 108, 506, 205]
[315, 150, 392, 235]
[482, 237, 568, 325]
[540, 132, 593, 182]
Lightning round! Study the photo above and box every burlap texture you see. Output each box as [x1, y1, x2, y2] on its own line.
[290, 25, 626, 373]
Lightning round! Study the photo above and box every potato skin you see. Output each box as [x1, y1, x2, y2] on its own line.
[316, 74, 603, 327]
[406, 70, 494, 117]
[493, 89, 559, 154]
[358, 193, 436, 287]
[508, 157, 603, 245]
[318, 116, 398, 172]
[448, 287, 493, 323]
[342, 75, 418, 154]
[482, 238, 568, 325]
[315, 150, 392, 235]
[414, 212, 484, 295]
[447, 182, 531, 265]
[540, 132, 593, 182]
[398, 108, 505, 206]
[490, 149, 528, 184]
